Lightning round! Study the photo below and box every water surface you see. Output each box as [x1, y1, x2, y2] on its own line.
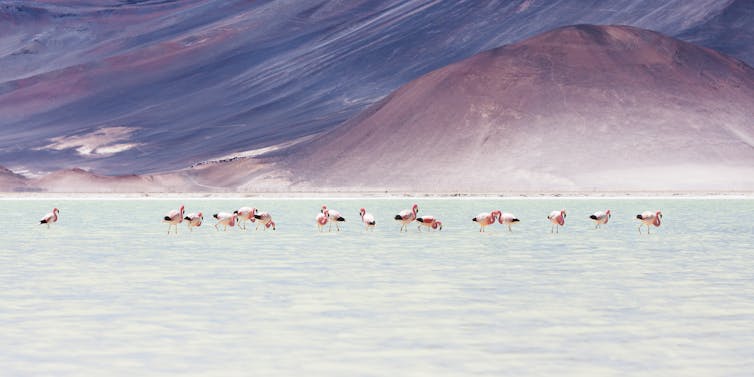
[1, 198, 753, 376]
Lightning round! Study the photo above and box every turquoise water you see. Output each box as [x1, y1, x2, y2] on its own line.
[1, 198, 753, 376]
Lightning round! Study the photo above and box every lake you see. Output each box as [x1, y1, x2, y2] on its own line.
[1, 198, 752, 376]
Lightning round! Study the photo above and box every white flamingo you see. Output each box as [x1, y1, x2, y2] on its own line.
[590, 210, 611, 229]
[184, 212, 203, 232]
[498, 212, 520, 232]
[321, 205, 345, 231]
[254, 209, 276, 230]
[40, 207, 60, 229]
[547, 209, 567, 234]
[359, 208, 376, 231]
[213, 212, 238, 231]
[163, 205, 184, 234]
[637, 210, 662, 234]
[234, 206, 256, 230]
[394, 204, 419, 232]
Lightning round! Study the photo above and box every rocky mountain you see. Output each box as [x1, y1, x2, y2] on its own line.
[281, 25, 754, 192]
[1, 0, 750, 176]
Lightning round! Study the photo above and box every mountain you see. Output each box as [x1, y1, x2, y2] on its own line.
[0, 165, 29, 192]
[677, 0, 754, 67]
[1, 0, 750, 176]
[279, 25, 754, 192]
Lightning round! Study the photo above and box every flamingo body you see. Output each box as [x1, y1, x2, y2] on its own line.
[321, 205, 345, 231]
[590, 210, 611, 229]
[184, 212, 203, 231]
[213, 212, 238, 231]
[637, 210, 662, 234]
[547, 209, 567, 233]
[394, 204, 419, 232]
[40, 208, 60, 229]
[234, 206, 256, 230]
[163, 205, 185, 234]
[359, 208, 376, 231]
[416, 216, 442, 231]
[498, 212, 520, 232]
[254, 211, 276, 230]
[473, 210, 500, 232]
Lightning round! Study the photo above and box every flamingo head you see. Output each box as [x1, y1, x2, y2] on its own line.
[412, 204, 419, 213]
[323, 209, 329, 217]
[321, 205, 327, 213]
[197, 212, 203, 219]
[179, 205, 185, 215]
[491, 210, 502, 223]
[656, 211, 663, 219]
[53, 207, 59, 213]
[561, 209, 567, 218]
[606, 209, 611, 218]
[359, 208, 366, 217]
[432, 221, 443, 230]
[267, 220, 276, 230]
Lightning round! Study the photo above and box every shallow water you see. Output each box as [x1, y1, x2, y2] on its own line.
[1, 198, 753, 376]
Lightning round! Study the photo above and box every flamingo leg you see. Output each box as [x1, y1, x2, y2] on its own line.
[508, 225, 512, 232]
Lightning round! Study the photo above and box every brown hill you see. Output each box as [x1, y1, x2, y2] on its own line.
[282, 25, 754, 192]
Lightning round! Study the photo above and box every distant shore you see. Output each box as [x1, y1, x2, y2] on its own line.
[1, 191, 753, 200]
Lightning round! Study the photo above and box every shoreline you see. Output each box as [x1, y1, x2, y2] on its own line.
[1, 191, 753, 200]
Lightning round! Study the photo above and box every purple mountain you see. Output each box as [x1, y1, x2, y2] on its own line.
[277, 25, 754, 192]
[1, 0, 751, 177]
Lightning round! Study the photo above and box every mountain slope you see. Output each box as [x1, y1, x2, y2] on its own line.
[282, 25, 754, 192]
[0, 0, 749, 175]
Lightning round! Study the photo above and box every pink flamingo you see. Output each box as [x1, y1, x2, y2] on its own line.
[547, 209, 567, 233]
[254, 209, 276, 231]
[498, 212, 520, 232]
[473, 210, 500, 232]
[213, 212, 237, 231]
[416, 216, 442, 232]
[394, 204, 419, 232]
[359, 208, 376, 231]
[234, 207, 256, 230]
[163, 205, 184, 234]
[321, 205, 345, 231]
[316, 208, 330, 232]
[636, 210, 662, 234]
[590, 210, 611, 229]
[39, 207, 60, 229]
[184, 212, 203, 232]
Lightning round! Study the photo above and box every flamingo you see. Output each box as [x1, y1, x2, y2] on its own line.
[234, 206, 256, 230]
[316, 208, 330, 232]
[254, 210, 276, 230]
[163, 205, 184, 234]
[637, 210, 662, 234]
[184, 212, 203, 232]
[394, 204, 419, 232]
[416, 216, 443, 232]
[472, 210, 500, 232]
[547, 209, 567, 233]
[321, 205, 345, 231]
[213, 212, 238, 231]
[39, 207, 60, 229]
[498, 212, 520, 232]
[359, 208, 376, 231]
[589, 210, 611, 229]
